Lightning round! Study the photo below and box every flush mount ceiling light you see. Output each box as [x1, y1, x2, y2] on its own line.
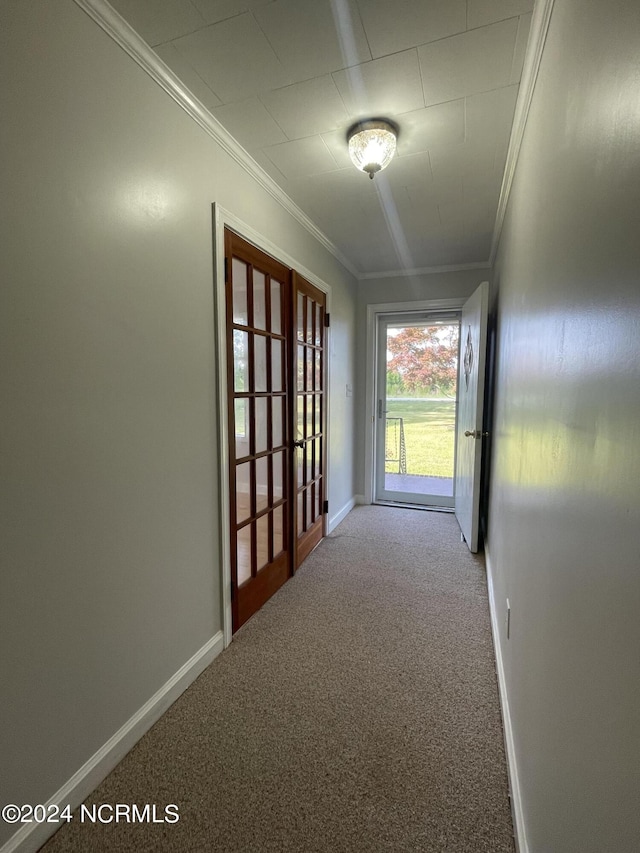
[347, 119, 398, 180]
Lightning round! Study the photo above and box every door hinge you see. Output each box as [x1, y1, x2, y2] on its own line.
[224, 257, 229, 282]
[230, 581, 234, 601]
[323, 500, 329, 514]
[324, 312, 330, 328]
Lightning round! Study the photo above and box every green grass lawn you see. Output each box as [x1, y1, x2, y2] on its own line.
[385, 399, 456, 478]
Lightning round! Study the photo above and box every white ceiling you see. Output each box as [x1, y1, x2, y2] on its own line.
[108, 0, 534, 276]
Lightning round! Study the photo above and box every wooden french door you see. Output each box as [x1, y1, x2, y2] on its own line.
[225, 232, 327, 632]
[226, 231, 291, 631]
[293, 273, 327, 567]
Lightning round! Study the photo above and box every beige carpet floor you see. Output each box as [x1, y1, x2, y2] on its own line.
[40, 506, 514, 852]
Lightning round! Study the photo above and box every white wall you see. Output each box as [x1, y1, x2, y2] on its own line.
[0, 2, 356, 847]
[354, 270, 486, 497]
[327, 274, 358, 521]
[487, 0, 640, 850]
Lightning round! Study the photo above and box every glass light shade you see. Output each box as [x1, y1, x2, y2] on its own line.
[348, 121, 397, 179]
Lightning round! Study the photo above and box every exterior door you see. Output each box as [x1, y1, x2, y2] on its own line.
[374, 312, 460, 508]
[454, 281, 489, 552]
[226, 231, 291, 631]
[293, 273, 327, 568]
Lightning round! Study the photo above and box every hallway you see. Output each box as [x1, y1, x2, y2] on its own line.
[40, 507, 513, 853]
[4, 2, 639, 850]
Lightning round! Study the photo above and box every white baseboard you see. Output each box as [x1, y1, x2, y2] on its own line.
[484, 543, 528, 853]
[327, 496, 356, 532]
[354, 494, 366, 505]
[1, 631, 224, 853]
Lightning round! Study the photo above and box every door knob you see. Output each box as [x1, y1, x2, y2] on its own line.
[293, 439, 305, 449]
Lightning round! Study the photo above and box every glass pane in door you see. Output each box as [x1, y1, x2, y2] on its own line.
[237, 524, 252, 586]
[379, 319, 460, 507]
[253, 271, 266, 330]
[256, 514, 269, 570]
[270, 280, 282, 335]
[232, 259, 248, 325]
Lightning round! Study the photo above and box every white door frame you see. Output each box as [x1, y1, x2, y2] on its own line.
[212, 203, 332, 648]
[374, 310, 461, 508]
[363, 299, 465, 506]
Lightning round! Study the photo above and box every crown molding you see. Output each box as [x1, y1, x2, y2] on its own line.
[74, 0, 554, 284]
[490, 0, 556, 265]
[359, 261, 491, 281]
[72, 0, 359, 280]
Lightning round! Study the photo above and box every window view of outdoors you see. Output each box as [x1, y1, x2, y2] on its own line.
[385, 323, 459, 497]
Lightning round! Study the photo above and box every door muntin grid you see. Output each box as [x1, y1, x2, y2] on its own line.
[230, 255, 287, 586]
[295, 291, 324, 536]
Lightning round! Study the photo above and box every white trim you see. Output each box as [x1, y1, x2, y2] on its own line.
[72, 0, 358, 281]
[71, 0, 554, 283]
[484, 543, 529, 853]
[365, 298, 466, 315]
[364, 298, 466, 504]
[212, 206, 233, 649]
[354, 494, 367, 505]
[363, 307, 377, 504]
[72, 0, 555, 281]
[219, 211, 333, 302]
[212, 205, 333, 641]
[490, 0, 556, 265]
[359, 261, 491, 280]
[327, 496, 356, 533]
[0, 631, 224, 853]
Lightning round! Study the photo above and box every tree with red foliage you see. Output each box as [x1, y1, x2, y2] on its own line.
[387, 325, 459, 395]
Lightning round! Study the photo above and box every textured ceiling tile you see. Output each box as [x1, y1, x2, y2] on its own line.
[430, 142, 497, 189]
[191, 0, 275, 25]
[347, 234, 403, 274]
[172, 13, 291, 103]
[305, 197, 400, 271]
[109, 0, 206, 46]
[435, 199, 464, 230]
[212, 97, 287, 149]
[263, 137, 340, 179]
[380, 151, 433, 190]
[254, 0, 371, 80]
[260, 76, 349, 139]
[463, 192, 498, 226]
[418, 18, 518, 105]
[320, 129, 355, 170]
[104, 0, 535, 272]
[357, 0, 466, 59]
[511, 12, 532, 82]
[292, 166, 379, 209]
[305, 195, 369, 231]
[467, 0, 534, 30]
[249, 148, 288, 182]
[333, 50, 424, 118]
[404, 234, 464, 268]
[407, 169, 463, 207]
[454, 234, 493, 262]
[154, 42, 223, 110]
[465, 85, 518, 144]
[396, 100, 465, 156]
[463, 166, 503, 200]
[392, 191, 443, 235]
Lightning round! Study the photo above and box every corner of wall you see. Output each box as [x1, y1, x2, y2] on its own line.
[327, 496, 357, 533]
